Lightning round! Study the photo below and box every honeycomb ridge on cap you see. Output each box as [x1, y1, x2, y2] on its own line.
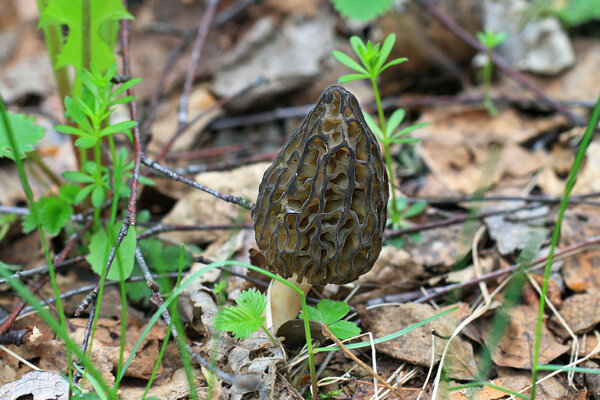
[252, 86, 389, 285]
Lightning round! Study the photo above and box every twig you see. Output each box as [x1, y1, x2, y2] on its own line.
[160, 151, 276, 175]
[320, 323, 401, 396]
[416, 0, 585, 126]
[404, 192, 600, 206]
[178, 0, 220, 128]
[138, 222, 253, 239]
[141, 153, 255, 210]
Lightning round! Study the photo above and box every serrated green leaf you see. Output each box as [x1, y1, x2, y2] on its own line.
[317, 299, 350, 325]
[385, 109, 405, 137]
[300, 305, 323, 323]
[214, 288, 267, 340]
[38, 0, 133, 86]
[36, 195, 73, 235]
[332, 50, 368, 74]
[0, 112, 44, 160]
[328, 320, 361, 340]
[139, 238, 192, 273]
[86, 222, 136, 280]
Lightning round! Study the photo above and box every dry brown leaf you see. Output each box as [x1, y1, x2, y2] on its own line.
[495, 367, 571, 400]
[0, 370, 71, 400]
[560, 205, 600, 292]
[489, 305, 568, 369]
[548, 290, 600, 341]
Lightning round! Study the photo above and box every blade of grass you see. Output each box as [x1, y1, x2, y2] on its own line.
[531, 93, 600, 398]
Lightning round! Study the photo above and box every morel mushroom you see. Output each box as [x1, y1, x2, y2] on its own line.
[253, 86, 389, 332]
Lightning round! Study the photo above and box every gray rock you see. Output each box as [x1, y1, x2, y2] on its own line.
[213, 14, 336, 110]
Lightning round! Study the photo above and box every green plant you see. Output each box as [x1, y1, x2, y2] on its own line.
[333, 34, 429, 230]
[214, 288, 278, 345]
[301, 299, 360, 340]
[385, 197, 427, 248]
[476, 29, 507, 116]
[329, 0, 395, 21]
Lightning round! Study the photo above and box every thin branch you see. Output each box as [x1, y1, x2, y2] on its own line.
[141, 153, 255, 210]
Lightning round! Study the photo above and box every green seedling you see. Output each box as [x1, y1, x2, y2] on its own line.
[301, 299, 360, 340]
[214, 288, 278, 345]
[476, 29, 507, 116]
[333, 34, 429, 235]
[329, 0, 395, 21]
[386, 197, 427, 248]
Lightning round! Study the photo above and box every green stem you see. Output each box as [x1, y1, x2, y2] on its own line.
[260, 324, 279, 347]
[0, 94, 74, 396]
[530, 93, 600, 398]
[371, 77, 398, 220]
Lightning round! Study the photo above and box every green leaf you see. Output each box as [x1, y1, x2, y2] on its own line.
[38, 0, 133, 84]
[317, 299, 350, 325]
[332, 50, 368, 74]
[349, 36, 368, 65]
[330, 0, 395, 21]
[91, 184, 106, 208]
[374, 33, 395, 74]
[213, 288, 267, 340]
[0, 112, 44, 160]
[403, 201, 427, 218]
[74, 135, 98, 148]
[110, 77, 143, 98]
[380, 57, 407, 73]
[86, 222, 136, 280]
[138, 238, 192, 273]
[328, 320, 361, 340]
[390, 122, 430, 140]
[74, 184, 94, 204]
[36, 195, 73, 235]
[558, 0, 600, 26]
[54, 124, 87, 137]
[389, 137, 420, 144]
[99, 120, 137, 137]
[362, 112, 383, 140]
[385, 109, 405, 137]
[302, 299, 360, 340]
[62, 170, 96, 183]
[338, 73, 369, 83]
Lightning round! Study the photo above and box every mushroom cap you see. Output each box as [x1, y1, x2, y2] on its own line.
[252, 86, 389, 285]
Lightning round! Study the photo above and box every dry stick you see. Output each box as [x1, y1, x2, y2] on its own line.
[367, 234, 600, 306]
[416, 0, 585, 126]
[137, 222, 253, 239]
[162, 151, 277, 175]
[141, 153, 255, 210]
[320, 323, 402, 397]
[178, 0, 220, 128]
[0, 256, 85, 285]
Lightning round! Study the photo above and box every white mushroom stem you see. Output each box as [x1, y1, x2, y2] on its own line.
[266, 273, 312, 335]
